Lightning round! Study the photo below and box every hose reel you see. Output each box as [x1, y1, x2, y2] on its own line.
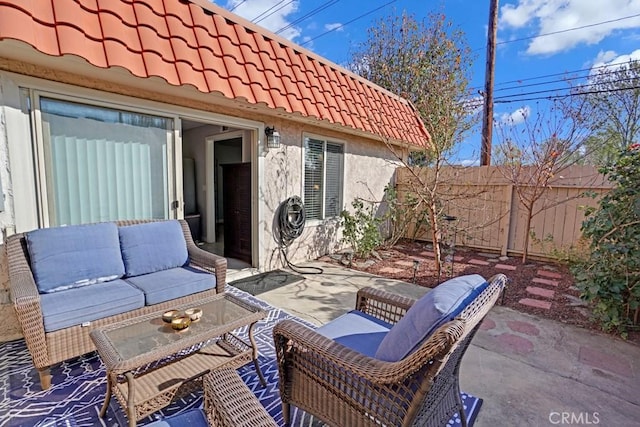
[276, 196, 322, 274]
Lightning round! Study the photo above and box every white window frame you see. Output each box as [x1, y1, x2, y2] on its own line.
[302, 133, 345, 222]
[26, 90, 179, 227]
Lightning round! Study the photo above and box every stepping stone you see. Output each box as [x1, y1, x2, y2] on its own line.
[518, 298, 552, 310]
[537, 270, 562, 279]
[495, 333, 534, 355]
[532, 277, 559, 287]
[379, 267, 404, 274]
[495, 264, 517, 271]
[479, 318, 496, 331]
[469, 259, 490, 266]
[526, 286, 555, 298]
[578, 346, 633, 377]
[506, 320, 540, 336]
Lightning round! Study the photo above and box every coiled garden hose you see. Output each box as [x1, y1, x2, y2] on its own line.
[277, 196, 323, 274]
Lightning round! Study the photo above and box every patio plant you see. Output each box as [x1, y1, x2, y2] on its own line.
[340, 198, 383, 259]
[573, 144, 640, 335]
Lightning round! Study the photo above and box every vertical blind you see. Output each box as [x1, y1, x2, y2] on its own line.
[41, 98, 170, 226]
[304, 137, 343, 220]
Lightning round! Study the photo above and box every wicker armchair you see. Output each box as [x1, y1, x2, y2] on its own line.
[273, 274, 507, 427]
[6, 219, 226, 390]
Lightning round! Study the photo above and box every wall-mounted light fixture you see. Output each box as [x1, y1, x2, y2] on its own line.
[265, 126, 281, 149]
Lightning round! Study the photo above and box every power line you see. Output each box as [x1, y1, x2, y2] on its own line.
[500, 13, 640, 46]
[472, 12, 640, 53]
[275, 1, 340, 35]
[494, 85, 640, 104]
[490, 71, 639, 95]
[229, 0, 247, 13]
[299, 0, 397, 47]
[468, 59, 640, 96]
[466, 13, 640, 91]
[250, 1, 290, 23]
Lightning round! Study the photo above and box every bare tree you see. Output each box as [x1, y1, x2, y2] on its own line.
[349, 11, 478, 276]
[494, 99, 594, 263]
[576, 59, 640, 166]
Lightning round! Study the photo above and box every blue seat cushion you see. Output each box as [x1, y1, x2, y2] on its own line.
[145, 408, 208, 427]
[40, 279, 144, 332]
[125, 266, 216, 305]
[375, 274, 489, 362]
[315, 310, 392, 358]
[119, 220, 188, 277]
[25, 222, 125, 294]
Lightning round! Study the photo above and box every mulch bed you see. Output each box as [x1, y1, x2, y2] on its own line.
[320, 239, 640, 346]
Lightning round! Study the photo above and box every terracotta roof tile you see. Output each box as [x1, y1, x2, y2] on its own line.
[0, 0, 429, 146]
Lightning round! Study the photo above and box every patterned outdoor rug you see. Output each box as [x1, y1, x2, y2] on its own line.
[0, 286, 482, 426]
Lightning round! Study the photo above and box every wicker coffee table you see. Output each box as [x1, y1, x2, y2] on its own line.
[90, 293, 266, 426]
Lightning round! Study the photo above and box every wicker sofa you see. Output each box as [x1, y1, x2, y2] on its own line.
[6, 219, 226, 390]
[273, 273, 507, 427]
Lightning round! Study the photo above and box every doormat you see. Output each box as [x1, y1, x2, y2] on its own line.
[228, 269, 304, 296]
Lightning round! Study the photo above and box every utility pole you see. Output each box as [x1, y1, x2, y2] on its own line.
[481, 0, 499, 166]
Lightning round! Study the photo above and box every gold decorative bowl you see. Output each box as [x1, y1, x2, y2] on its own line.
[185, 307, 203, 321]
[171, 315, 191, 330]
[162, 309, 181, 323]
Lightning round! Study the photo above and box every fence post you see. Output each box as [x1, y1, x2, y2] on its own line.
[500, 184, 514, 256]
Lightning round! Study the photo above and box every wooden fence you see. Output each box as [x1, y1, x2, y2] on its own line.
[396, 165, 613, 260]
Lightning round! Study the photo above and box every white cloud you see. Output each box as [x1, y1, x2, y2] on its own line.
[324, 22, 344, 32]
[224, 0, 301, 41]
[592, 50, 619, 65]
[498, 105, 531, 125]
[500, 0, 640, 55]
[592, 48, 640, 69]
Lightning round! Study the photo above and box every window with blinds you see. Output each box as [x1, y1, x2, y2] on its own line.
[304, 137, 344, 220]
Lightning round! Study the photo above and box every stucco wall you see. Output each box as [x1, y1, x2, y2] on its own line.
[0, 62, 405, 342]
[0, 76, 22, 343]
[260, 120, 402, 270]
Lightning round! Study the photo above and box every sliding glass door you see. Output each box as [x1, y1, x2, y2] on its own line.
[36, 97, 173, 226]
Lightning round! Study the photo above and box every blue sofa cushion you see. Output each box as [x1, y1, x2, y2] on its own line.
[25, 222, 125, 294]
[375, 274, 488, 362]
[125, 266, 216, 305]
[40, 279, 144, 332]
[145, 408, 208, 427]
[315, 310, 392, 358]
[119, 220, 188, 277]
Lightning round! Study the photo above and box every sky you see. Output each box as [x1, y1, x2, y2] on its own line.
[211, 0, 640, 164]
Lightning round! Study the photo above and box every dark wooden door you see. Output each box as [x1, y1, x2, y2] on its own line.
[222, 162, 251, 263]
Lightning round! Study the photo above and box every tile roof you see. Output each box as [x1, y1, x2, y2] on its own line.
[0, 0, 430, 147]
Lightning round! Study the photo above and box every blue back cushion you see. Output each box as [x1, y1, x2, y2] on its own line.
[25, 222, 125, 294]
[315, 310, 392, 358]
[375, 274, 488, 362]
[119, 220, 188, 277]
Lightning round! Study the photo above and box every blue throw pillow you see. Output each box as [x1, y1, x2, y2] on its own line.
[26, 222, 125, 294]
[119, 220, 188, 277]
[374, 274, 488, 362]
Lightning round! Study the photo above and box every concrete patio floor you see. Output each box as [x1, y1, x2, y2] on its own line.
[228, 261, 640, 427]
